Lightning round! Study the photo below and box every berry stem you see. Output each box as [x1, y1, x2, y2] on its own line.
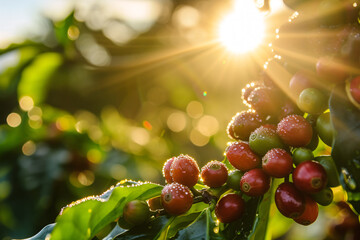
[190, 187, 202, 197]
[193, 196, 204, 204]
[284, 175, 290, 183]
[150, 209, 167, 217]
[209, 199, 217, 211]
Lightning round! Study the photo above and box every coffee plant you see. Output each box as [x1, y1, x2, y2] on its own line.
[22, 0, 360, 239]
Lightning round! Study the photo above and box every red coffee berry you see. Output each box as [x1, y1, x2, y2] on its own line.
[275, 182, 306, 219]
[294, 196, 319, 225]
[261, 124, 277, 131]
[277, 114, 313, 147]
[123, 200, 151, 226]
[201, 160, 228, 188]
[227, 122, 236, 140]
[226, 141, 261, 171]
[161, 182, 193, 215]
[227, 110, 263, 141]
[293, 160, 328, 193]
[215, 193, 245, 223]
[247, 86, 281, 116]
[278, 99, 302, 121]
[240, 168, 271, 197]
[241, 81, 264, 106]
[170, 154, 199, 188]
[289, 71, 315, 97]
[349, 76, 360, 104]
[316, 56, 348, 84]
[163, 157, 175, 184]
[262, 148, 293, 178]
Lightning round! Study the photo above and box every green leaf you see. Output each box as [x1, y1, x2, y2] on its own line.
[23, 223, 55, 240]
[329, 87, 360, 214]
[114, 216, 170, 240]
[248, 184, 272, 240]
[222, 156, 235, 171]
[158, 202, 208, 239]
[102, 224, 126, 240]
[0, 41, 48, 56]
[175, 208, 222, 240]
[0, 47, 39, 94]
[53, 12, 75, 46]
[18, 52, 63, 105]
[50, 182, 163, 240]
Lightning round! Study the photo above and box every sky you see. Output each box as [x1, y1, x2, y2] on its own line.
[0, 0, 165, 48]
[0, 0, 73, 47]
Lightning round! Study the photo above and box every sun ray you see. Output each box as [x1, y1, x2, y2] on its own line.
[87, 39, 219, 92]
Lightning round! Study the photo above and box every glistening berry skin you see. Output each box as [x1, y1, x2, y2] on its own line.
[161, 183, 193, 215]
[226, 141, 261, 171]
[277, 114, 313, 147]
[275, 182, 305, 219]
[162, 157, 175, 184]
[227, 110, 263, 141]
[240, 168, 271, 197]
[249, 125, 285, 156]
[289, 71, 315, 97]
[170, 154, 200, 188]
[294, 195, 319, 225]
[215, 193, 245, 223]
[278, 99, 302, 121]
[247, 86, 281, 117]
[201, 161, 228, 188]
[262, 148, 293, 178]
[241, 82, 264, 106]
[293, 160, 328, 193]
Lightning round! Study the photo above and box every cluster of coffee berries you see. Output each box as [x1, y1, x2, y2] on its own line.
[160, 154, 247, 223]
[151, 69, 342, 226]
[117, 155, 200, 228]
[223, 67, 342, 225]
[161, 154, 199, 215]
[118, 1, 360, 228]
[274, 0, 360, 112]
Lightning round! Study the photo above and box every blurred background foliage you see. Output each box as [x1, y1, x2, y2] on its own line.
[0, 0, 353, 239]
[0, 0, 265, 238]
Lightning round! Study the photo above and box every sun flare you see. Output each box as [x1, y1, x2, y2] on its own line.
[218, 0, 265, 54]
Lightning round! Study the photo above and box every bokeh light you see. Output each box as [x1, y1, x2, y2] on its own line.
[196, 115, 219, 137]
[167, 112, 187, 132]
[22, 141, 36, 156]
[6, 113, 22, 128]
[19, 96, 34, 111]
[130, 127, 150, 146]
[186, 101, 204, 119]
[190, 129, 209, 147]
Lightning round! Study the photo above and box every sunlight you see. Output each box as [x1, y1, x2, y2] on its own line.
[218, 0, 265, 54]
